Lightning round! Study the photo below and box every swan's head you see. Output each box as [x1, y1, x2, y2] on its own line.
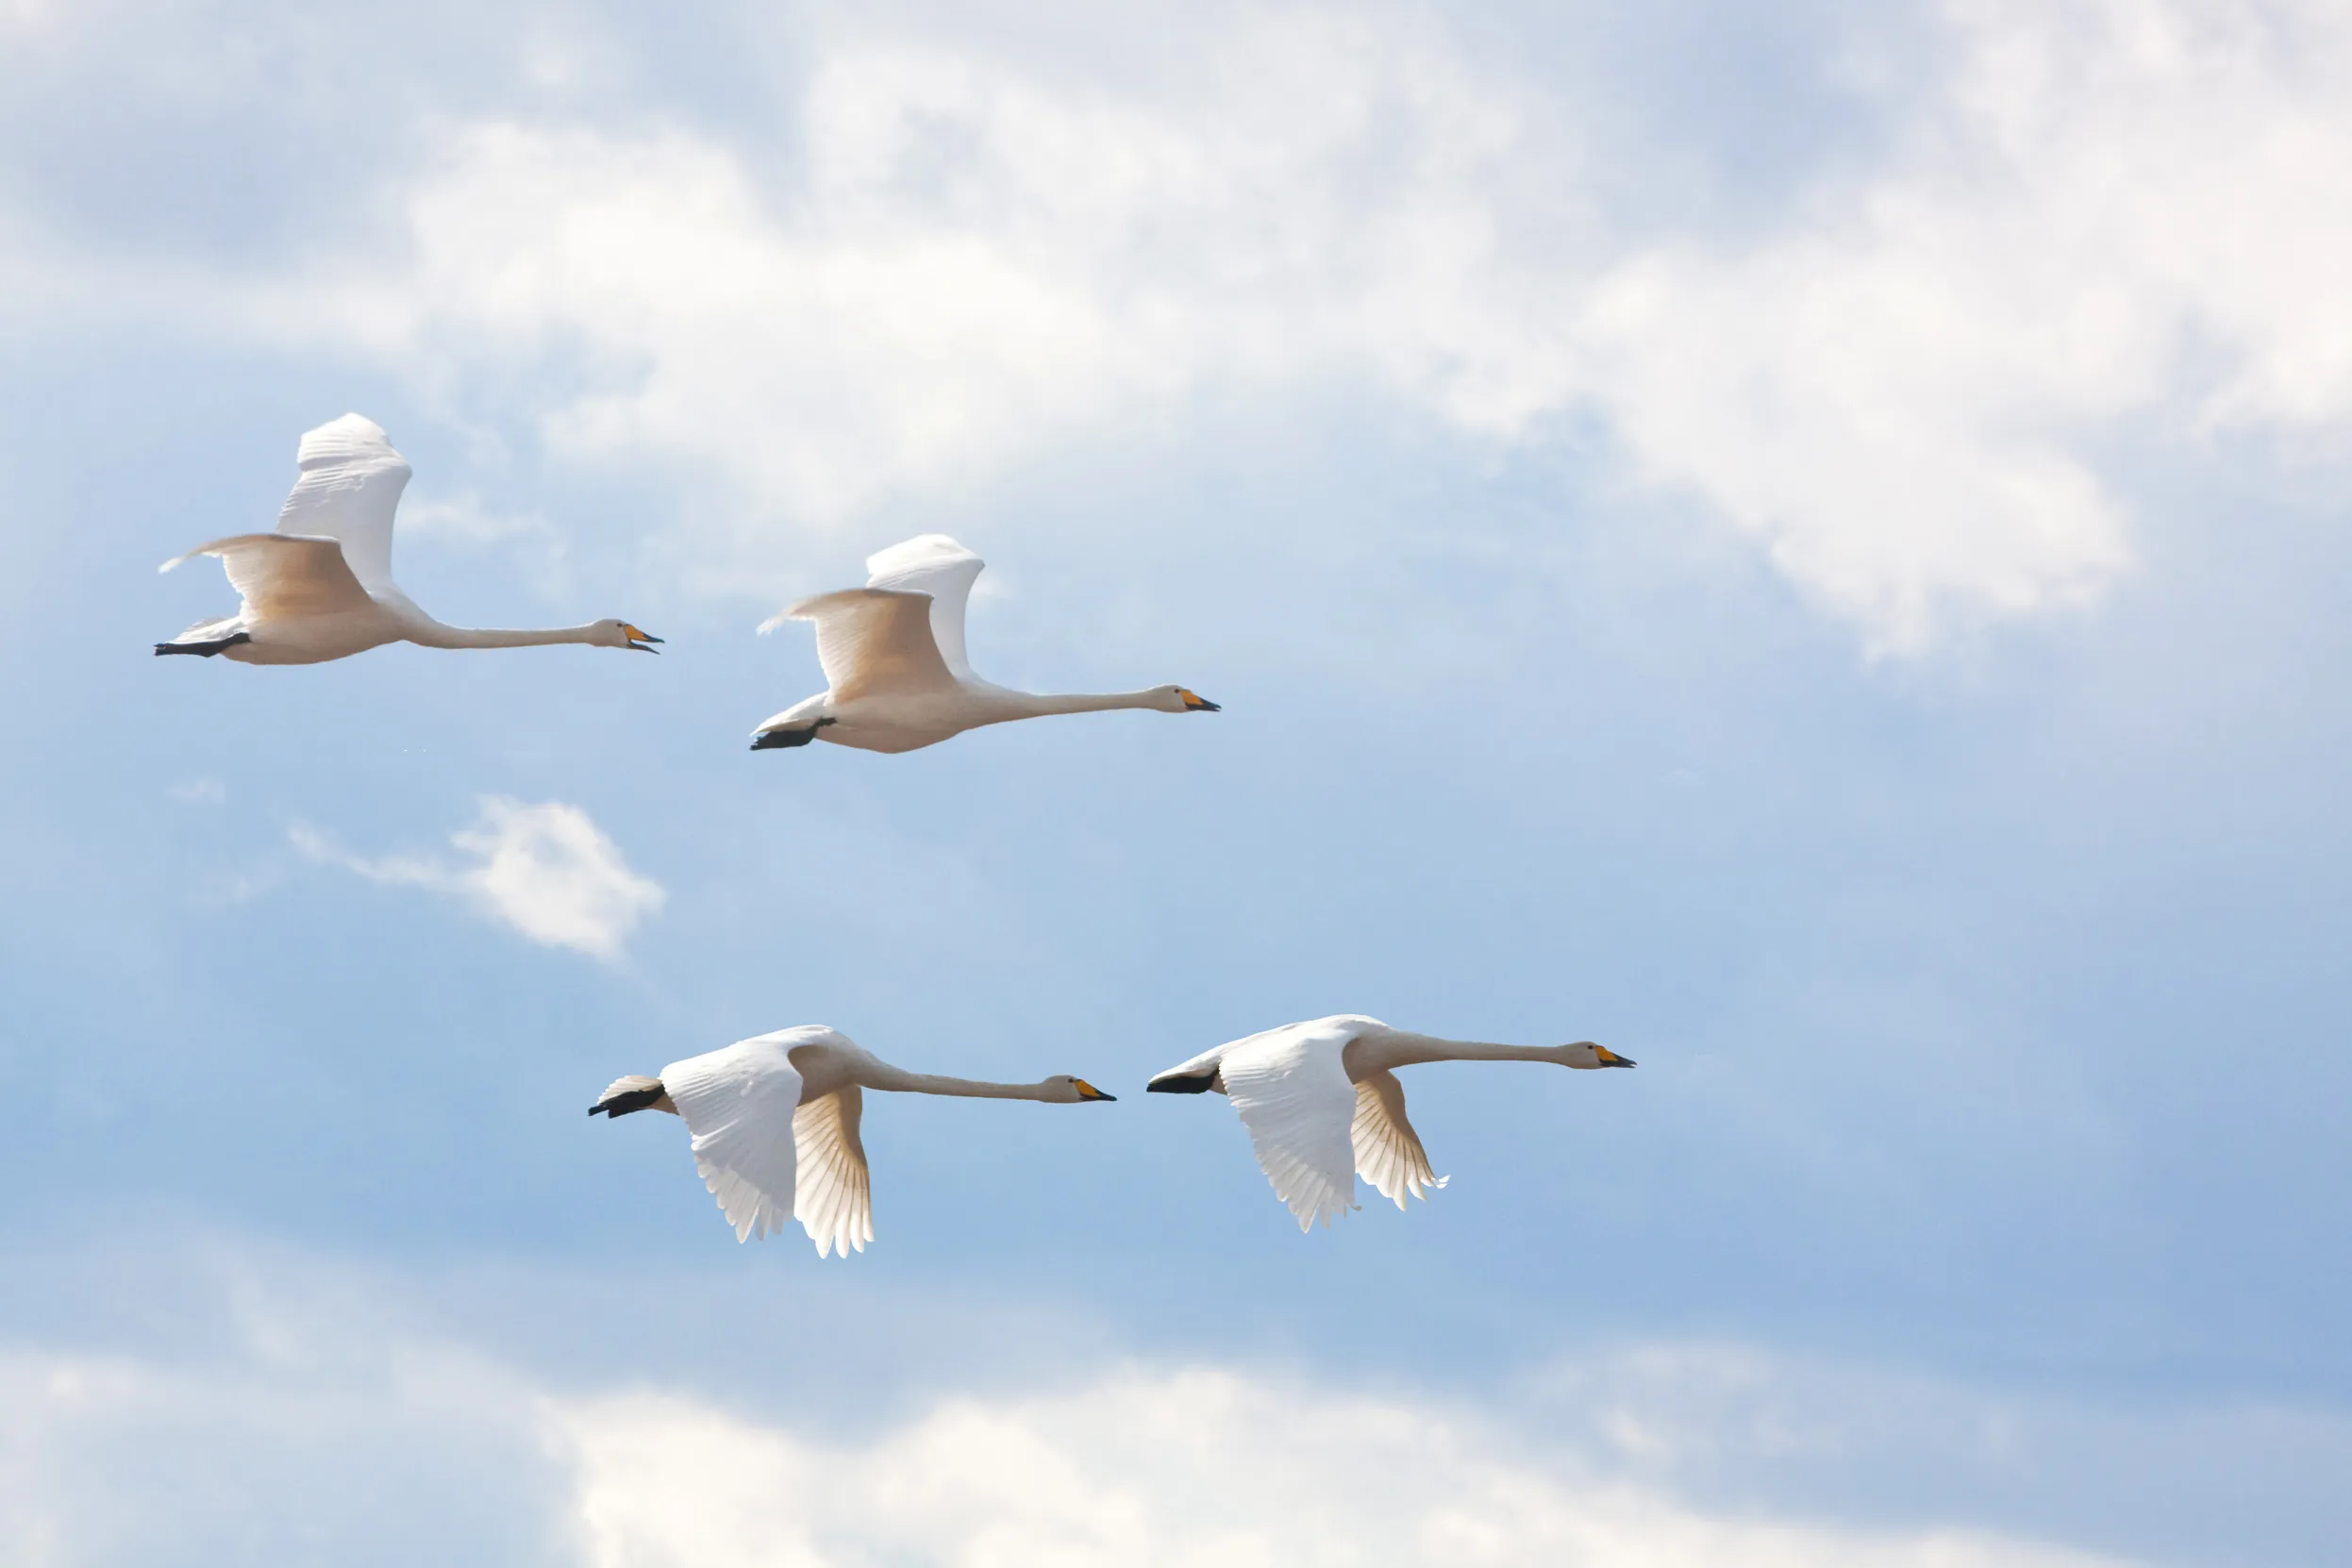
[1150, 685, 1221, 713]
[1044, 1075, 1118, 1104]
[590, 619, 664, 653]
[1562, 1043, 1636, 1070]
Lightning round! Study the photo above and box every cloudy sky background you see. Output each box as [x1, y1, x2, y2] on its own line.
[3, 0, 2349, 1561]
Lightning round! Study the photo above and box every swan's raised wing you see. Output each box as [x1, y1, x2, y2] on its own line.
[792, 1085, 874, 1259]
[1351, 1069, 1446, 1209]
[275, 413, 411, 596]
[660, 1033, 805, 1243]
[770, 588, 957, 702]
[159, 534, 374, 622]
[1217, 1022, 1360, 1231]
[865, 534, 985, 681]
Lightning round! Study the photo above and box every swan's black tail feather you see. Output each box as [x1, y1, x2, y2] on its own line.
[750, 718, 835, 752]
[590, 1081, 668, 1118]
[1147, 1070, 1221, 1094]
[156, 632, 252, 658]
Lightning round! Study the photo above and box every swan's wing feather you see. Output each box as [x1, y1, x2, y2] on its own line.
[1219, 1025, 1360, 1231]
[273, 414, 410, 594]
[1351, 1069, 1446, 1209]
[660, 1034, 805, 1243]
[792, 1085, 874, 1259]
[273, 413, 411, 596]
[864, 534, 985, 681]
[161, 534, 374, 623]
[783, 587, 957, 701]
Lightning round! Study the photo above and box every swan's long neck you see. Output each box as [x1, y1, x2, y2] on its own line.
[1005, 690, 1163, 717]
[867, 1068, 1057, 1101]
[408, 622, 603, 650]
[1350, 1032, 1572, 1073]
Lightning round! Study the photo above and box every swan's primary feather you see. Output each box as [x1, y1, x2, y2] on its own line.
[784, 587, 958, 702]
[792, 1085, 874, 1259]
[1350, 1068, 1446, 1209]
[1218, 1020, 1361, 1231]
[161, 534, 374, 624]
[864, 534, 985, 681]
[273, 412, 411, 596]
[661, 1033, 807, 1243]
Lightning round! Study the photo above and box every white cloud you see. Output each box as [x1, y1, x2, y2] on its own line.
[556, 1368, 2127, 1568]
[0, 1338, 2135, 1568]
[9, 0, 2352, 647]
[337, 0, 2352, 648]
[1571, 0, 2352, 647]
[291, 796, 663, 960]
[8, 1232, 2346, 1565]
[164, 776, 225, 805]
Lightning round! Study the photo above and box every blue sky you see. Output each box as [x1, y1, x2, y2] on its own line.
[4, 1, 2349, 1562]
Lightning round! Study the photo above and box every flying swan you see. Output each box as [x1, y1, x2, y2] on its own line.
[1148, 1014, 1634, 1230]
[156, 413, 660, 663]
[749, 533, 1218, 754]
[591, 1026, 1117, 1255]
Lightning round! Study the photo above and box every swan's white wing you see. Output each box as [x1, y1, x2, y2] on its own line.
[792, 1085, 874, 1259]
[1351, 1069, 1446, 1209]
[660, 1034, 805, 1243]
[160, 534, 374, 622]
[1218, 1024, 1360, 1231]
[274, 413, 411, 596]
[864, 534, 985, 681]
[777, 587, 957, 702]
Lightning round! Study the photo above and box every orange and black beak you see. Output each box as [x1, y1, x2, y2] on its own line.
[624, 623, 663, 653]
[1178, 689, 1220, 711]
[1073, 1078, 1117, 1102]
[1594, 1045, 1636, 1068]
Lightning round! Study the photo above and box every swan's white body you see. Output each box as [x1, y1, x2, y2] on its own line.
[750, 534, 1217, 754]
[592, 1026, 1114, 1256]
[1148, 1014, 1634, 1230]
[156, 413, 659, 664]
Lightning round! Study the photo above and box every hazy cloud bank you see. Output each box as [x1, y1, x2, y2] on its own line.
[10, 0, 2352, 647]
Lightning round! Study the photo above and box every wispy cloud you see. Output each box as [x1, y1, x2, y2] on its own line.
[291, 796, 663, 961]
[165, 776, 225, 806]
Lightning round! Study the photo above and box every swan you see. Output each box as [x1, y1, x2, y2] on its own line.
[748, 533, 1218, 754]
[591, 1025, 1117, 1254]
[1147, 1014, 1634, 1230]
[155, 413, 660, 663]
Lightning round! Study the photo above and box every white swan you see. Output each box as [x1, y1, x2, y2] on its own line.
[749, 534, 1218, 754]
[1147, 1014, 1634, 1230]
[156, 413, 660, 663]
[591, 1026, 1116, 1255]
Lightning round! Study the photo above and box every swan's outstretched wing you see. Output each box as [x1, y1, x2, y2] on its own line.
[792, 1085, 874, 1259]
[660, 1034, 806, 1243]
[158, 534, 374, 623]
[1351, 1069, 1446, 1209]
[273, 414, 411, 596]
[1218, 1023, 1360, 1231]
[865, 534, 985, 681]
[773, 587, 957, 702]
